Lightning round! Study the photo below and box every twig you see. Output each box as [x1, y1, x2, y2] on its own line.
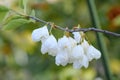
[28, 16, 120, 37]
[11, 9, 120, 37]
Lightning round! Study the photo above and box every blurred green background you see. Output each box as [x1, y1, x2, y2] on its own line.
[0, 0, 120, 80]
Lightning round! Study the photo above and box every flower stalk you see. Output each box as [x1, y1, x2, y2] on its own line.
[28, 16, 120, 37]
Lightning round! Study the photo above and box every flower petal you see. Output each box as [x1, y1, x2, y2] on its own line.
[58, 36, 77, 52]
[55, 51, 69, 66]
[81, 39, 89, 53]
[41, 35, 59, 56]
[72, 32, 82, 43]
[73, 55, 89, 69]
[31, 25, 49, 42]
[82, 55, 89, 68]
[86, 45, 101, 61]
[72, 45, 84, 60]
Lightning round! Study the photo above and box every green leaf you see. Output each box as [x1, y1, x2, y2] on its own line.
[3, 15, 24, 24]
[30, 9, 35, 17]
[0, 12, 7, 23]
[0, 5, 9, 12]
[29, 10, 36, 23]
[3, 18, 30, 30]
[0, 5, 9, 22]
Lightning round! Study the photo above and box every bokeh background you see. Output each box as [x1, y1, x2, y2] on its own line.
[0, 0, 120, 80]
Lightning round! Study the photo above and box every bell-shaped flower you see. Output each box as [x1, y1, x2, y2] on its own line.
[31, 25, 49, 42]
[58, 36, 77, 63]
[55, 50, 69, 66]
[72, 32, 82, 43]
[86, 45, 101, 61]
[68, 37, 77, 49]
[73, 55, 89, 69]
[41, 35, 59, 56]
[72, 45, 89, 69]
[71, 45, 84, 60]
[58, 36, 77, 52]
[73, 60, 83, 69]
[58, 36, 70, 50]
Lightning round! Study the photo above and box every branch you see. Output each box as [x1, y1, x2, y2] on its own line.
[10, 10, 120, 37]
[28, 16, 120, 37]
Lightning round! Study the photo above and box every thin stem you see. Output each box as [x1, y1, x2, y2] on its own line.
[87, 0, 113, 80]
[10, 9, 120, 37]
[27, 16, 120, 37]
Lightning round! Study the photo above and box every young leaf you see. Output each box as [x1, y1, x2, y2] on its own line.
[29, 9, 36, 23]
[0, 5, 9, 22]
[3, 14, 24, 24]
[3, 18, 30, 30]
[30, 9, 35, 17]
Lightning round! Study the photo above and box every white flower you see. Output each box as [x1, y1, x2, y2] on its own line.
[72, 45, 89, 69]
[31, 25, 49, 42]
[57, 36, 77, 63]
[71, 45, 84, 60]
[57, 36, 77, 64]
[58, 36, 70, 50]
[73, 55, 89, 69]
[41, 35, 59, 56]
[72, 32, 82, 43]
[55, 51, 69, 66]
[58, 36, 77, 52]
[68, 37, 77, 49]
[73, 60, 83, 69]
[86, 45, 101, 61]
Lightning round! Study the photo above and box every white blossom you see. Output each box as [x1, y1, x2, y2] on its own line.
[71, 45, 84, 60]
[58, 36, 77, 52]
[31, 25, 49, 42]
[30, 23, 102, 69]
[72, 32, 82, 43]
[86, 45, 101, 61]
[41, 35, 59, 56]
[58, 36, 70, 50]
[68, 37, 77, 49]
[72, 45, 89, 69]
[73, 60, 83, 69]
[55, 50, 69, 66]
[57, 36, 77, 63]
[73, 55, 89, 69]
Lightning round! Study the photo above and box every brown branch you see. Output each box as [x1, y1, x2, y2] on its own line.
[28, 16, 120, 37]
[10, 9, 120, 37]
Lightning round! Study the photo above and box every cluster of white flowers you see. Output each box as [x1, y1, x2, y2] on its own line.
[31, 25, 101, 69]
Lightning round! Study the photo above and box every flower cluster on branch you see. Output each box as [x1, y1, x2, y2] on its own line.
[31, 25, 101, 69]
